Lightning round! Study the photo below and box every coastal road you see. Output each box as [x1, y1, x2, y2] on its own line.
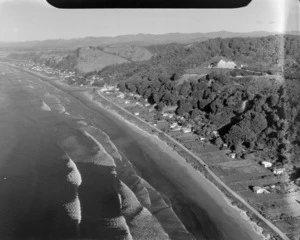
[94, 85, 290, 240]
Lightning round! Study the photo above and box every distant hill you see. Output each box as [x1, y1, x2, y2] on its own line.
[97, 35, 300, 81]
[5, 45, 153, 73]
[0, 31, 285, 50]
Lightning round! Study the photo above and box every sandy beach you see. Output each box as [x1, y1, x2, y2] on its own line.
[0, 63, 272, 239]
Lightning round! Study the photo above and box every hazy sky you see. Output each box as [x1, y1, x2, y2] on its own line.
[0, 0, 298, 42]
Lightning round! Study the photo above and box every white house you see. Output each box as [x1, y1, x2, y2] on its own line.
[261, 161, 273, 168]
[170, 122, 178, 129]
[134, 112, 139, 116]
[145, 103, 150, 107]
[124, 100, 130, 104]
[253, 186, 270, 194]
[200, 137, 206, 141]
[99, 86, 108, 92]
[172, 126, 182, 131]
[182, 127, 192, 133]
[212, 130, 219, 137]
[273, 168, 285, 175]
[117, 93, 125, 98]
[209, 59, 237, 69]
[229, 153, 236, 159]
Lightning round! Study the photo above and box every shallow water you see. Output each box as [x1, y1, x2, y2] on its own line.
[0, 64, 262, 240]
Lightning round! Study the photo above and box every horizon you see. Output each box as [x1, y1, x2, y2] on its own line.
[0, 0, 299, 42]
[0, 30, 290, 43]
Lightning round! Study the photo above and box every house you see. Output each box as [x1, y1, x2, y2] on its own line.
[273, 168, 285, 175]
[223, 143, 228, 148]
[124, 100, 130, 104]
[209, 59, 237, 69]
[170, 122, 178, 129]
[117, 93, 125, 98]
[134, 112, 139, 116]
[163, 113, 174, 118]
[253, 186, 270, 194]
[212, 130, 219, 137]
[229, 153, 236, 159]
[168, 113, 174, 119]
[200, 137, 206, 141]
[182, 125, 192, 133]
[172, 126, 182, 131]
[261, 161, 273, 168]
[145, 103, 150, 107]
[99, 86, 108, 92]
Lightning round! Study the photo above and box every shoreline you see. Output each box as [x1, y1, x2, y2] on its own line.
[82, 88, 289, 240]
[6, 64, 290, 240]
[83, 90, 271, 240]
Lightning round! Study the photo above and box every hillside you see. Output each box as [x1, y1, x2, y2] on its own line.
[5, 45, 153, 74]
[98, 35, 292, 82]
[94, 35, 300, 168]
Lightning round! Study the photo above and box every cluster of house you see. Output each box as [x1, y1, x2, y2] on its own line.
[260, 161, 285, 175]
[23, 62, 78, 80]
[252, 185, 274, 194]
[85, 75, 103, 85]
[251, 161, 287, 195]
[169, 121, 193, 133]
[99, 85, 118, 93]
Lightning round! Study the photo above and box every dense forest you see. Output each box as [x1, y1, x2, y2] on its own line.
[94, 35, 300, 166]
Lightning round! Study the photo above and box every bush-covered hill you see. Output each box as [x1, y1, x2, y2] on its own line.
[95, 35, 300, 166]
[98, 35, 299, 82]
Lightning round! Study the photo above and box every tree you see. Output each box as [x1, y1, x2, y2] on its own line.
[118, 82, 126, 92]
[157, 102, 166, 112]
[176, 101, 193, 115]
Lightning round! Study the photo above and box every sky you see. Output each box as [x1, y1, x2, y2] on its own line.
[0, 0, 299, 42]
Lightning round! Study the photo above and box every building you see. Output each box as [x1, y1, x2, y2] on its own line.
[261, 161, 273, 168]
[273, 168, 285, 175]
[253, 186, 270, 194]
[117, 93, 125, 98]
[134, 112, 139, 116]
[182, 125, 192, 133]
[172, 126, 182, 131]
[209, 59, 237, 69]
[170, 122, 178, 129]
[229, 153, 236, 159]
[212, 130, 219, 137]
